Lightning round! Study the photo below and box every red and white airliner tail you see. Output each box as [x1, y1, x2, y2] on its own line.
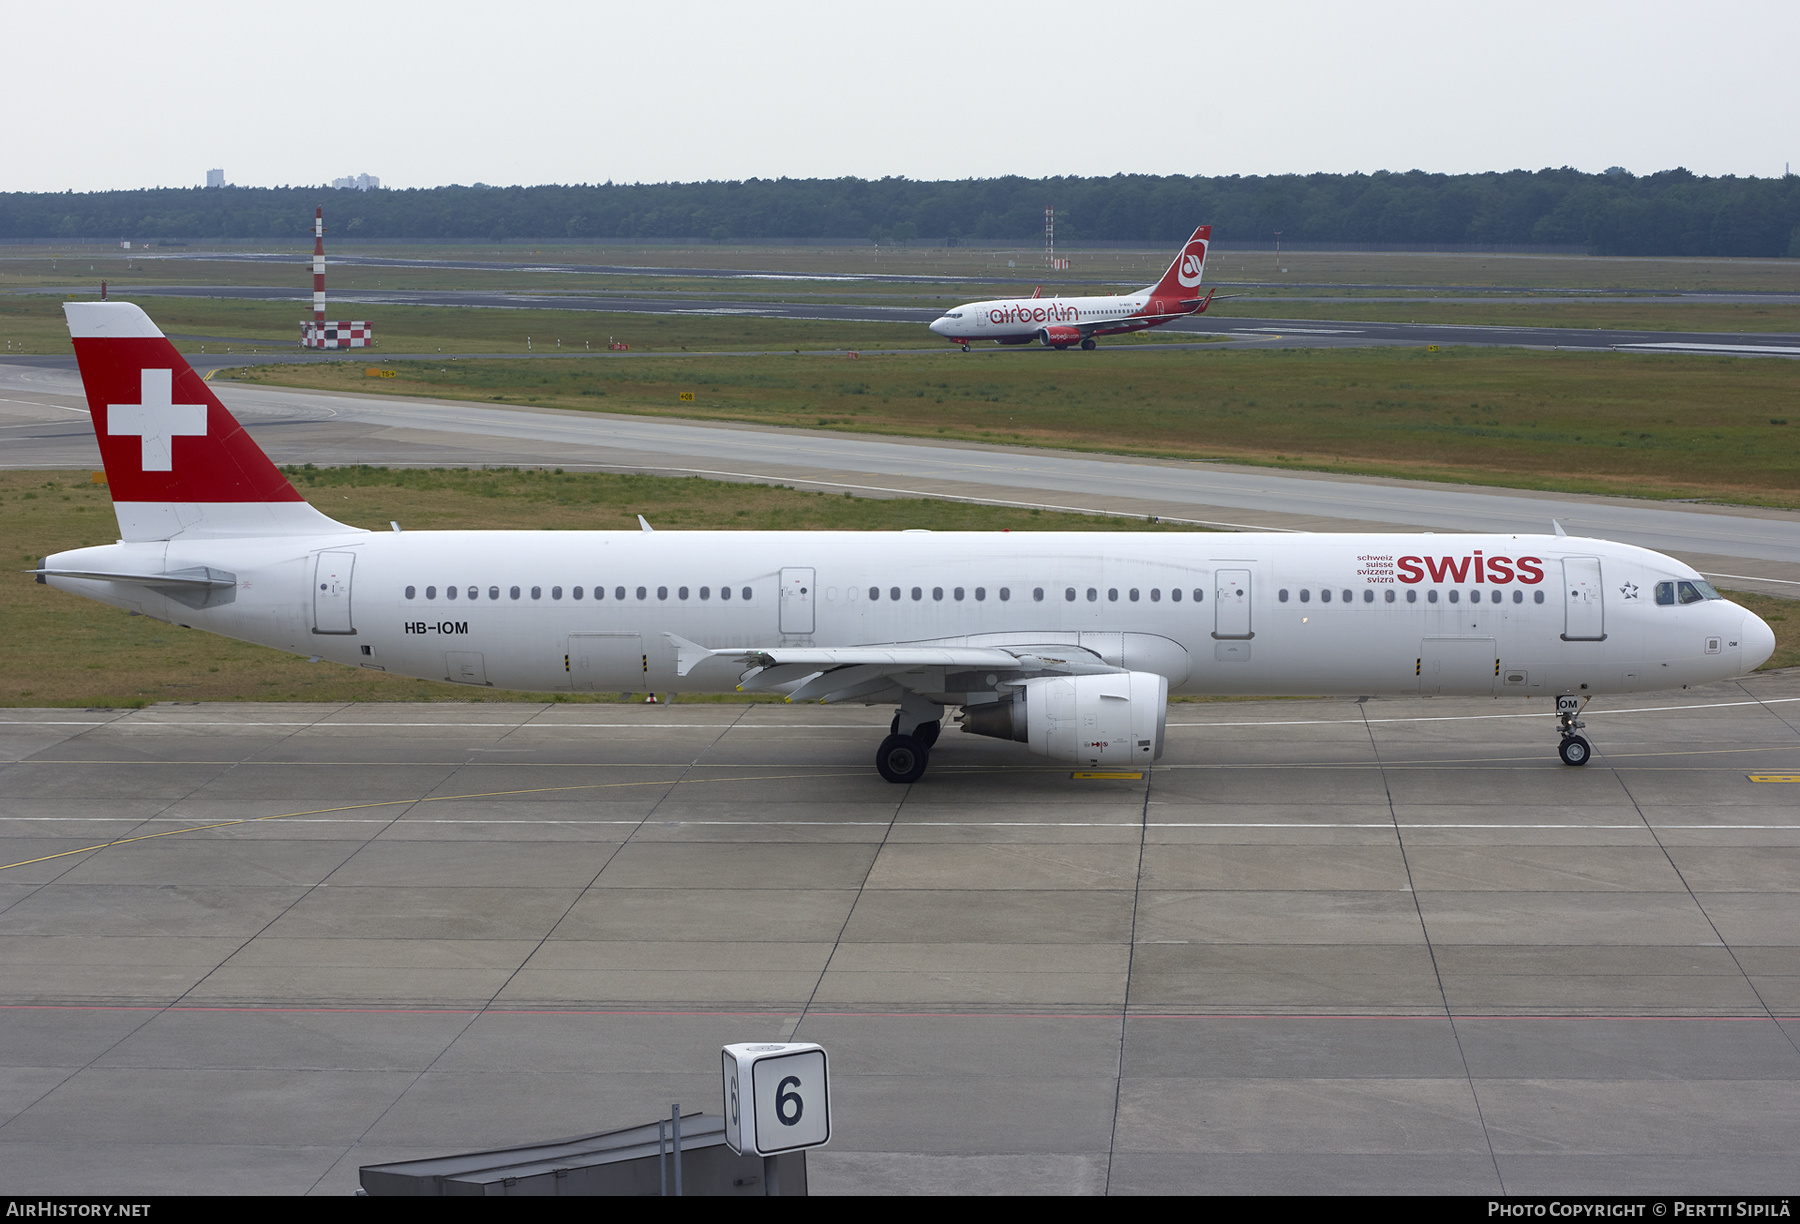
[1147, 225, 1213, 306]
[65, 302, 353, 542]
[928, 225, 1215, 350]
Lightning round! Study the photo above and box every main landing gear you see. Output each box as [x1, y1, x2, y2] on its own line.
[877, 708, 942, 783]
[1080, 337, 1096, 350]
[1556, 695, 1591, 766]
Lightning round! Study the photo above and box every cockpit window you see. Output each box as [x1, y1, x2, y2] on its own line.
[1677, 579, 1721, 604]
[1656, 581, 1675, 606]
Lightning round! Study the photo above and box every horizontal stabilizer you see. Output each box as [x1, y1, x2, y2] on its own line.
[27, 566, 235, 589]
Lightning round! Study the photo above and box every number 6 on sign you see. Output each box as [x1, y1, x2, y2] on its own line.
[721, 1042, 831, 1156]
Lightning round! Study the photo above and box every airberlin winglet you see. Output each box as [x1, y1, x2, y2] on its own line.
[63, 302, 356, 542]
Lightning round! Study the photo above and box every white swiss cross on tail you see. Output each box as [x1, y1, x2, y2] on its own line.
[109, 368, 207, 471]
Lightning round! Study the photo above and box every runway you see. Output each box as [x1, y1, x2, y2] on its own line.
[2, 359, 1796, 596]
[27, 283, 1800, 357]
[1, 679, 1795, 1194]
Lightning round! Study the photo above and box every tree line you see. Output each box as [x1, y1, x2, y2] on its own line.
[3, 169, 1797, 257]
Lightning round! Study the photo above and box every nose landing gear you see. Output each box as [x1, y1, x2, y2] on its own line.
[1556, 695, 1591, 766]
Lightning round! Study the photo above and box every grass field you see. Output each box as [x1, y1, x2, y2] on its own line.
[7, 242, 1800, 292]
[0, 295, 938, 356]
[2, 467, 1201, 707]
[1205, 297, 1800, 333]
[225, 344, 1800, 506]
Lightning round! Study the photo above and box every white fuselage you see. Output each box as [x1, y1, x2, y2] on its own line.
[45, 530, 1768, 703]
[928, 292, 1176, 346]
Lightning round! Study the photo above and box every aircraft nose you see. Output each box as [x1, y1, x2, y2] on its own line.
[929, 317, 948, 335]
[1741, 608, 1776, 672]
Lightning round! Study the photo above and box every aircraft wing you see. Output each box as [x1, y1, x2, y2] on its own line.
[666, 635, 1123, 703]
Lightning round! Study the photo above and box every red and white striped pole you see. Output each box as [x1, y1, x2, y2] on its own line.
[312, 207, 326, 326]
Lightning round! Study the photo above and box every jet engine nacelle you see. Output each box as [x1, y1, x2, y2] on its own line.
[1038, 324, 1083, 348]
[960, 671, 1168, 766]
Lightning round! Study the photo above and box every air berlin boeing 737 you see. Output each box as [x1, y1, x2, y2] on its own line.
[928, 225, 1216, 349]
[36, 302, 1775, 783]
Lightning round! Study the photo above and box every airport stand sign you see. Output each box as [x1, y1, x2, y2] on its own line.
[722, 1042, 831, 1157]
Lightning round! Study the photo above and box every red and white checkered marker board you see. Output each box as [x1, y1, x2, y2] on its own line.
[299, 321, 373, 349]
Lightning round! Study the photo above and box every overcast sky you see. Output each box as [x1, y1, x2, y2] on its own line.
[9, 1, 1796, 192]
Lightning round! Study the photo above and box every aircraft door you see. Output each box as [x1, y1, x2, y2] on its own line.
[568, 633, 645, 691]
[1562, 557, 1606, 641]
[312, 551, 356, 635]
[444, 651, 488, 686]
[1419, 637, 1498, 695]
[1213, 569, 1253, 639]
[780, 568, 815, 635]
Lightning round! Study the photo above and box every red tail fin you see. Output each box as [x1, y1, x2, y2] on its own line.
[64, 302, 351, 541]
[1147, 225, 1212, 302]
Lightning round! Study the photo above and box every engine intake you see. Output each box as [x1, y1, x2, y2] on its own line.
[960, 671, 1168, 766]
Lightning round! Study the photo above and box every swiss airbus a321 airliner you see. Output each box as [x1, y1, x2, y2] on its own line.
[38, 302, 1774, 783]
[928, 225, 1216, 350]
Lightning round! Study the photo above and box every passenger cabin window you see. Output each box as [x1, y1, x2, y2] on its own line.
[616, 587, 627, 600]
[1299, 589, 1310, 603]
[510, 586, 522, 600]
[405, 586, 416, 599]
[446, 586, 458, 600]
[425, 586, 437, 599]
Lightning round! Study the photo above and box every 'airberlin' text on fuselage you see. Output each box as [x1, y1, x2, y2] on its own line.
[1396, 553, 1545, 584]
[990, 303, 1083, 325]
